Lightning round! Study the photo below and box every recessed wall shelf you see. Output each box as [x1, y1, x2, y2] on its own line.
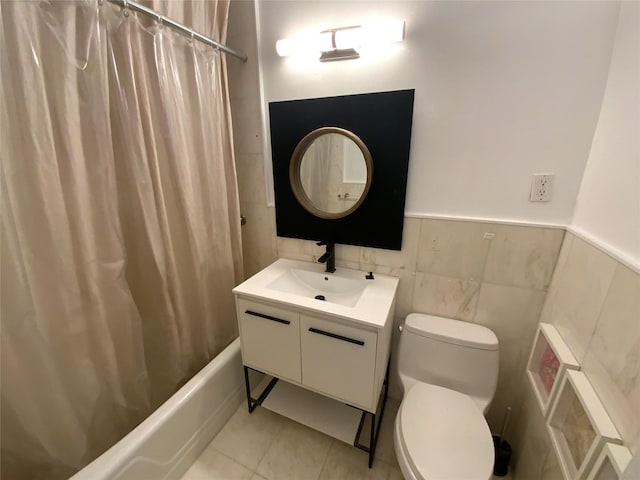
[547, 370, 622, 480]
[585, 443, 633, 480]
[526, 323, 580, 416]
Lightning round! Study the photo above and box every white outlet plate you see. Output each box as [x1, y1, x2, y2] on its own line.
[530, 173, 555, 202]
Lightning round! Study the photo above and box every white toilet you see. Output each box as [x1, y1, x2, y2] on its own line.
[394, 313, 499, 480]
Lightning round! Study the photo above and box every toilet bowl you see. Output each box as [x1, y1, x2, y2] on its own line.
[393, 313, 499, 480]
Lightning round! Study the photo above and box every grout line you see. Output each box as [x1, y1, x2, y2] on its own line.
[544, 229, 568, 295]
[567, 226, 640, 274]
[480, 280, 550, 293]
[404, 212, 565, 230]
[580, 261, 620, 367]
[414, 217, 426, 274]
[477, 222, 497, 288]
[316, 439, 335, 480]
[209, 447, 256, 476]
[252, 409, 290, 476]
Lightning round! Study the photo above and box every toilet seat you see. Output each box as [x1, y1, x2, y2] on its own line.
[396, 383, 494, 480]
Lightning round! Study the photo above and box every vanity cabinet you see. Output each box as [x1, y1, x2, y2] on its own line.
[300, 314, 377, 409]
[237, 298, 301, 383]
[236, 296, 386, 412]
[232, 258, 398, 466]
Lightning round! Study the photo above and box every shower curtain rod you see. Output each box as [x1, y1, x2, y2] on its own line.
[105, 0, 248, 62]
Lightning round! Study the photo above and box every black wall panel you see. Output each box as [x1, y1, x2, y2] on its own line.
[269, 89, 414, 251]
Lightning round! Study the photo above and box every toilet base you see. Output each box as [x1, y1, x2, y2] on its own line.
[392, 383, 494, 480]
[394, 410, 420, 480]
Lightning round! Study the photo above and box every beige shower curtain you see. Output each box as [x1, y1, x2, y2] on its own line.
[0, 1, 242, 478]
[300, 135, 334, 212]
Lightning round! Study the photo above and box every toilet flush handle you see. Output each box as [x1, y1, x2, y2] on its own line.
[398, 324, 404, 332]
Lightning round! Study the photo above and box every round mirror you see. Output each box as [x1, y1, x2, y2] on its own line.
[289, 127, 373, 219]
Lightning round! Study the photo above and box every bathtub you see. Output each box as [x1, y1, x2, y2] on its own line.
[71, 338, 245, 480]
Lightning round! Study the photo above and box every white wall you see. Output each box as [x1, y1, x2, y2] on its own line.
[571, 2, 640, 268]
[257, 1, 620, 225]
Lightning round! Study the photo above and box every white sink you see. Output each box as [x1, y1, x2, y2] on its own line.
[232, 258, 399, 328]
[267, 268, 368, 307]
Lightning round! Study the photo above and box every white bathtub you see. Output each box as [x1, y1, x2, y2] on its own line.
[71, 338, 245, 480]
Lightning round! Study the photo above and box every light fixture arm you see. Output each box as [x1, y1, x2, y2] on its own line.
[276, 20, 405, 62]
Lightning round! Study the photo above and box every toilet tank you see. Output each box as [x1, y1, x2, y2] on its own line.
[398, 313, 499, 412]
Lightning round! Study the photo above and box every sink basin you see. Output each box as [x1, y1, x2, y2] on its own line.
[232, 258, 399, 328]
[267, 268, 367, 307]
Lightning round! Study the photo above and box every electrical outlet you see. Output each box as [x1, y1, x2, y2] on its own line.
[530, 174, 555, 202]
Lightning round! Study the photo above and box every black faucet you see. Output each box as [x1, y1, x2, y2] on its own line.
[316, 241, 335, 273]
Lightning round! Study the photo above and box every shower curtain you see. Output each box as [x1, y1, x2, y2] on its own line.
[300, 135, 334, 212]
[0, 1, 242, 478]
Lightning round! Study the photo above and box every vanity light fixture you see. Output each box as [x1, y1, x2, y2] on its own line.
[276, 20, 405, 62]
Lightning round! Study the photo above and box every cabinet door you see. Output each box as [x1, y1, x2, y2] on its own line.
[301, 315, 377, 410]
[237, 299, 301, 383]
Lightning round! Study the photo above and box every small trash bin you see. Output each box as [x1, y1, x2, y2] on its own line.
[493, 434, 512, 476]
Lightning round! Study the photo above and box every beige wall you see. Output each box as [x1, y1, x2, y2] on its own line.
[511, 232, 640, 478]
[228, 4, 638, 477]
[228, 1, 277, 278]
[276, 218, 564, 434]
[511, 4, 640, 477]
[227, 0, 565, 436]
[570, 2, 640, 266]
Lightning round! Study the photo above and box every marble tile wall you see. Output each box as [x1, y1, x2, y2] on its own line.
[227, 5, 566, 435]
[511, 231, 640, 479]
[275, 218, 565, 433]
[227, 6, 638, 474]
[228, 1, 278, 279]
[509, 378, 563, 480]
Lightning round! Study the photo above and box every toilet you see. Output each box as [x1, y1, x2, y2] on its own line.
[394, 313, 499, 480]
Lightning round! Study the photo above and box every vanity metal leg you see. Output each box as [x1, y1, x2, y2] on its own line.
[243, 365, 279, 413]
[369, 411, 377, 468]
[243, 362, 390, 468]
[354, 361, 390, 468]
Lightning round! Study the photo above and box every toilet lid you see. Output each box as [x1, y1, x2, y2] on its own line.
[399, 383, 494, 480]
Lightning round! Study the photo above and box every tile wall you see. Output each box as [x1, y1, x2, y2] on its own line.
[276, 219, 564, 433]
[510, 232, 640, 479]
[228, 6, 639, 474]
[227, 2, 566, 436]
[181, 400, 405, 480]
[228, 3, 638, 476]
[227, 1, 278, 278]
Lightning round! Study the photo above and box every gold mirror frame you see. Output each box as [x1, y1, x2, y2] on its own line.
[289, 127, 373, 220]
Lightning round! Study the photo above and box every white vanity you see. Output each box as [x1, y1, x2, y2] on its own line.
[232, 258, 398, 466]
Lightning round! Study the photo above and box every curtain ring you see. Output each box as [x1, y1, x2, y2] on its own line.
[189, 31, 195, 44]
[156, 11, 162, 25]
[123, 0, 129, 17]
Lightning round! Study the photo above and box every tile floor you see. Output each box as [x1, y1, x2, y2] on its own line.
[180, 398, 512, 480]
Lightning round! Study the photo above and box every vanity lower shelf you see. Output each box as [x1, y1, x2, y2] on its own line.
[261, 379, 364, 445]
[233, 259, 399, 467]
[246, 366, 389, 468]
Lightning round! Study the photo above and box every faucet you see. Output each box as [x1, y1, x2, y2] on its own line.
[316, 241, 335, 273]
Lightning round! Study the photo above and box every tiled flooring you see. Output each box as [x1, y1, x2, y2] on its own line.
[181, 399, 403, 480]
[180, 398, 513, 480]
